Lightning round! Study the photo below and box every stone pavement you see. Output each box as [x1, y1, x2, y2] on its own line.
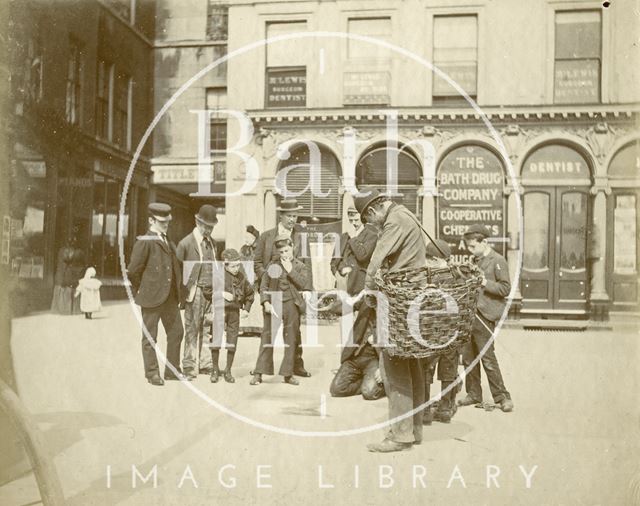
[1, 301, 639, 505]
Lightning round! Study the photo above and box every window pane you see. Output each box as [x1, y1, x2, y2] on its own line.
[614, 195, 637, 274]
[555, 11, 601, 59]
[559, 192, 587, 271]
[356, 147, 421, 185]
[554, 59, 600, 104]
[266, 21, 309, 67]
[347, 17, 392, 59]
[433, 16, 477, 97]
[103, 178, 120, 278]
[206, 3, 228, 41]
[523, 193, 550, 270]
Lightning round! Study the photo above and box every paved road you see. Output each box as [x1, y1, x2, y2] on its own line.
[2, 302, 639, 505]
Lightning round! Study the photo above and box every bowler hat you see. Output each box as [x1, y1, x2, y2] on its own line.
[353, 189, 383, 217]
[222, 248, 241, 262]
[195, 204, 218, 226]
[426, 239, 451, 259]
[276, 199, 303, 212]
[464, 224, 490, 238]
[148, 202, 172, 222]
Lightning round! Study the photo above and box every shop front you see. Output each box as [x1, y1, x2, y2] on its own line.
[520, 144, 592, 315]
[607, 140, 640, 313]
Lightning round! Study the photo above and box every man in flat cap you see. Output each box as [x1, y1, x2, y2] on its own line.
[127, 203, 184, 385]
[355, 189, 427, 452]
[459, 224, 514, 412]
[253, 198, 313, 377]
[250, 234, 310, 386]
[176, 204, 218, 381]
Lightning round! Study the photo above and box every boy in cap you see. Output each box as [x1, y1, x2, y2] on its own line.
[250, 235, 310, 386]
[459, 224, 514, 412]
[422, 239, 460, 424]
[127, 203, 184, 385]
[208, 248, 255, 383]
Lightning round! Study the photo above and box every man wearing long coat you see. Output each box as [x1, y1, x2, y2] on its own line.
[127, 203, 184, 385]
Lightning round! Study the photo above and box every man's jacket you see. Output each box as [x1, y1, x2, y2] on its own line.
[475, 248, 511, 322]
[127, 232, 182, 308]
[331, 224, 378, 295]
[365, 203, 427, 290]
[253, 227, 313, 290]
[176, 228, 217, 303]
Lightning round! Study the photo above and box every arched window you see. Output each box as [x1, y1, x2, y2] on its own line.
[356, 145, 422, 214]
[276, 144, 342, 221]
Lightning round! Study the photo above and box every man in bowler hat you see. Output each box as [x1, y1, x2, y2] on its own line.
[253, 198, 313, 377]
[127, 203, 185, 385]
[176, 204, 219, 380]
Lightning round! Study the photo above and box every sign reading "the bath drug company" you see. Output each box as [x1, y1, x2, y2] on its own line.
[437, 145, 506, 263]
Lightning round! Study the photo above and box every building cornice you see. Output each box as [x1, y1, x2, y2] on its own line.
[246, 104, 640, 127]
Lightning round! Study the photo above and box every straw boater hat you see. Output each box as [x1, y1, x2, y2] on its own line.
[195, 204, 218, 226]
[148, 203, 172, 222]
[276, 199, 303, 213]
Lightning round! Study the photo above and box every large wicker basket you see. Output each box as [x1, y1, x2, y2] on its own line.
[375, 263, 483, 359]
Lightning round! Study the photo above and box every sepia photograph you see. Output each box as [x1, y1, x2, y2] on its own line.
[0, 0, 639, 505]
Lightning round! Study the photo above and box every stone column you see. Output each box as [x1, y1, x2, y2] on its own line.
[589, 186, 610, 321]
[263, 186, 277, 231]
[506, 184, 523, 318]
[420, 175, 437, 234]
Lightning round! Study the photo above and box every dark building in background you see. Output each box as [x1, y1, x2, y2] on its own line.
[5, 0, 156, 314]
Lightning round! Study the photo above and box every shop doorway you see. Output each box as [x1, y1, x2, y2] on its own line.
[521, 186, 589, 313]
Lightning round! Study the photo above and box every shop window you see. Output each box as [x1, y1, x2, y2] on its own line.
[65, 39, 83, 125]
[554, 10, 601, 104]
[265, 21, 308, 108]
[8, 157, 48, 279]
[523, 193, 550, 270]
[356, 146, 422, 215]
[113, 72, 132, 150]
[559, 192, 587, 271]
[277, 145, 342, 220]
[23, 36, 43, 102]
[432, 15, 478, 106]
[91, 173, 132, 280]
[613, 195, 637, 275]
[206, 2, 228, 41]
[96, 60, 114, 140]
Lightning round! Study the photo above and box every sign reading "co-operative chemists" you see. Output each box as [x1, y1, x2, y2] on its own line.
[437, 145, 506, 263]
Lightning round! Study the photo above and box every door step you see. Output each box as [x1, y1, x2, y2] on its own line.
[503, 318, 613, 331]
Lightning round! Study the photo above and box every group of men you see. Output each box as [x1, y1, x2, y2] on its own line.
[127, 193, 514, 453]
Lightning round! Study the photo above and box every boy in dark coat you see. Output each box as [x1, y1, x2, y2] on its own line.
[208, 248, 254, 383]
[250, 235, 310, 386]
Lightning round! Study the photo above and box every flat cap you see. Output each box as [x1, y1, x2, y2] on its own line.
[222, 248, 241, 262]
[426, 239, 451, 259]
[464, 224, 491, 238]
[148, 203, 172, 221]
[274, 234, 293, 246]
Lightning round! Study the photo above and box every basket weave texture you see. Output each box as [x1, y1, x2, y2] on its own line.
[375, 263, 483, 359]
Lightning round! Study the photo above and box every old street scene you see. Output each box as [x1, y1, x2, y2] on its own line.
[1, 1, 639, 505]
